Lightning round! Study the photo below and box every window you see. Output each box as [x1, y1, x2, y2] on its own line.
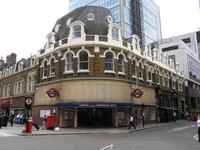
[86, 13, 95, 21]
[43, 60, 48, 78]
[79, 51, 88, 70]
[50, 58, 55, 76]
[105, 52, 114, 71]
[73, 25, 81, 38]
[147, 68, 152, 81]
[139, 62, 143, 79]
[3, 85, 6, 97]
[65, 52, 73, 72]
[132, 60, 137, 77]
[156, 70, 160, 84]
[112, 27, 119, 40]
[118, 54, 124, 73]
[28, 76, 32, 92]
[7, 84, 11, 96]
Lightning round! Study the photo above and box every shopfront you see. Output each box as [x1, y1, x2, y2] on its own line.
[54, 103, 135, 128]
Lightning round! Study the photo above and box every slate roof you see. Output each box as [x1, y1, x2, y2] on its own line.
[52, 6, 114, 41]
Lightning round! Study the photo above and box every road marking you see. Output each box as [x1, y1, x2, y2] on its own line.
[168, 125, 195, 132]
[193, 134, 198, 141]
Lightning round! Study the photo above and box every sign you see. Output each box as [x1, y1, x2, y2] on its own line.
[25, 96, 32, 109]
[47, 88, 59, 98]
[131, 88, 143, 98]
[0, 99, 10, 107]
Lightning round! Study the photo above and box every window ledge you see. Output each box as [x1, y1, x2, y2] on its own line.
[104, 70, 116, 74]
[77, 70, 90, 73]
[118, 72, 126, 76]
[63, 71, 74, 74]
[41, 76, 48, 80]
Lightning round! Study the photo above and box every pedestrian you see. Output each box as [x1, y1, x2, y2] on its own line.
[42, 115, 47, 129]
[197, 114, 200, 142]
[128, 115, 136, 130]
[173, 111, 177, 122]
[9, 113, 14, 127]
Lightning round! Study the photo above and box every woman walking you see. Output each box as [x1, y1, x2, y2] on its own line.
[197, 114, 200, 142]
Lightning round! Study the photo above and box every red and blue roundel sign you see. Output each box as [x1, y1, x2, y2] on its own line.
[131, 88, 143, 98]
[47, 88, 59, 98]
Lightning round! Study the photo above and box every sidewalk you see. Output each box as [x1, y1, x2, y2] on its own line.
[0, 120, 187, 136]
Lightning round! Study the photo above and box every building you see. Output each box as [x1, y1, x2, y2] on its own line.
[69, 0, 162, 45]
[0, 54, 37, 117]
[31, 6, 184, 128]
[158, 31, 200, 114]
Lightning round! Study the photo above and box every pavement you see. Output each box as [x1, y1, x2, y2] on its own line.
[0, 120, 193, 137]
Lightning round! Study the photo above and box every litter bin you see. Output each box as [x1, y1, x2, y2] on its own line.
[2, 115, 8, 127]
[47, 115, 55, 130]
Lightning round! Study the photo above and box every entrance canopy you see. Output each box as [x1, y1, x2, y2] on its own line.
[54, 103, 136, 108]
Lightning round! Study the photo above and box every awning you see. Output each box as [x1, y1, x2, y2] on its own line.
[53, 103, 136, 108]
[159, 106, 179, 110]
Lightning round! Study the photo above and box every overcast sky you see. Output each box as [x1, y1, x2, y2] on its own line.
[0, 0, 199, 61]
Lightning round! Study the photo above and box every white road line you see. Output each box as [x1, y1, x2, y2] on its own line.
[168, 125, 195, 132]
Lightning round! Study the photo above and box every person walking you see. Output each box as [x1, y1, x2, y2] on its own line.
[9, 113, 14, 127]
[197, 114, 200, 142]
[42, 115, 47, 130]
[128, 115, 136, 130]
[173, 111, 177, 122]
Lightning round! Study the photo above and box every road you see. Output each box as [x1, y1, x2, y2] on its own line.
[0, 121, 199, 150]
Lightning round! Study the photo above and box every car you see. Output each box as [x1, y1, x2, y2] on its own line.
[18, 114, 26, 124]
[14, 114, 21, 123]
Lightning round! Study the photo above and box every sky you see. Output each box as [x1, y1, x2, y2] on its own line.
[0, 0, 199, 61]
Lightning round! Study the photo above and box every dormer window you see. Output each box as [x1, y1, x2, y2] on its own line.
[18, 62, 24, 71]
[73, 25, 81, 38]
[106, 15, 113, 23]
[86, 13, 95, 21]
[112, 27, 119, 40]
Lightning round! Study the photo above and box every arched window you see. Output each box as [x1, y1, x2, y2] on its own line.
[50, 58, 55, 76]
[112, 27, 119, 40]
[105, 52, 114, 71]
[118, 54, 124, 73]
[132, 59, 137, 77]
[139, 62, 143, 79]
[65, 52, 73, 72]
[79, 51, 88, 70]
[73, 25, 81, 38]
[43, 60, 48, 78]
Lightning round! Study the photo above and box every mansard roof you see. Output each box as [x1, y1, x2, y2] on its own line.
[52, 6, 114, 41]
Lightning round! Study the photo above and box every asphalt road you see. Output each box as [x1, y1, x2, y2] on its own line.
[0, 121, 199, 150]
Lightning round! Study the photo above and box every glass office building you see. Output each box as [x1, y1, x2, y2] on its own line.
[69, 0, 162, 44]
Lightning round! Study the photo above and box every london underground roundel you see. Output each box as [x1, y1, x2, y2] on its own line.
[47, 88, 59, 98]
[131, 88, 143, 98]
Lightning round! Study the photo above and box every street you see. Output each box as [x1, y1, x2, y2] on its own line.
[0, 121, 199, 150]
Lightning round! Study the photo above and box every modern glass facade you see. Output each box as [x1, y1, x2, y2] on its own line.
[69, 0, 162, 44]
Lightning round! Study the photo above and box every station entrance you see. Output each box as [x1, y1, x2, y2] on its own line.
[78, 108, 112, 127]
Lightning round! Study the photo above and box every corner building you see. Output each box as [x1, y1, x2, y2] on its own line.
[33, 6, 184, 128]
